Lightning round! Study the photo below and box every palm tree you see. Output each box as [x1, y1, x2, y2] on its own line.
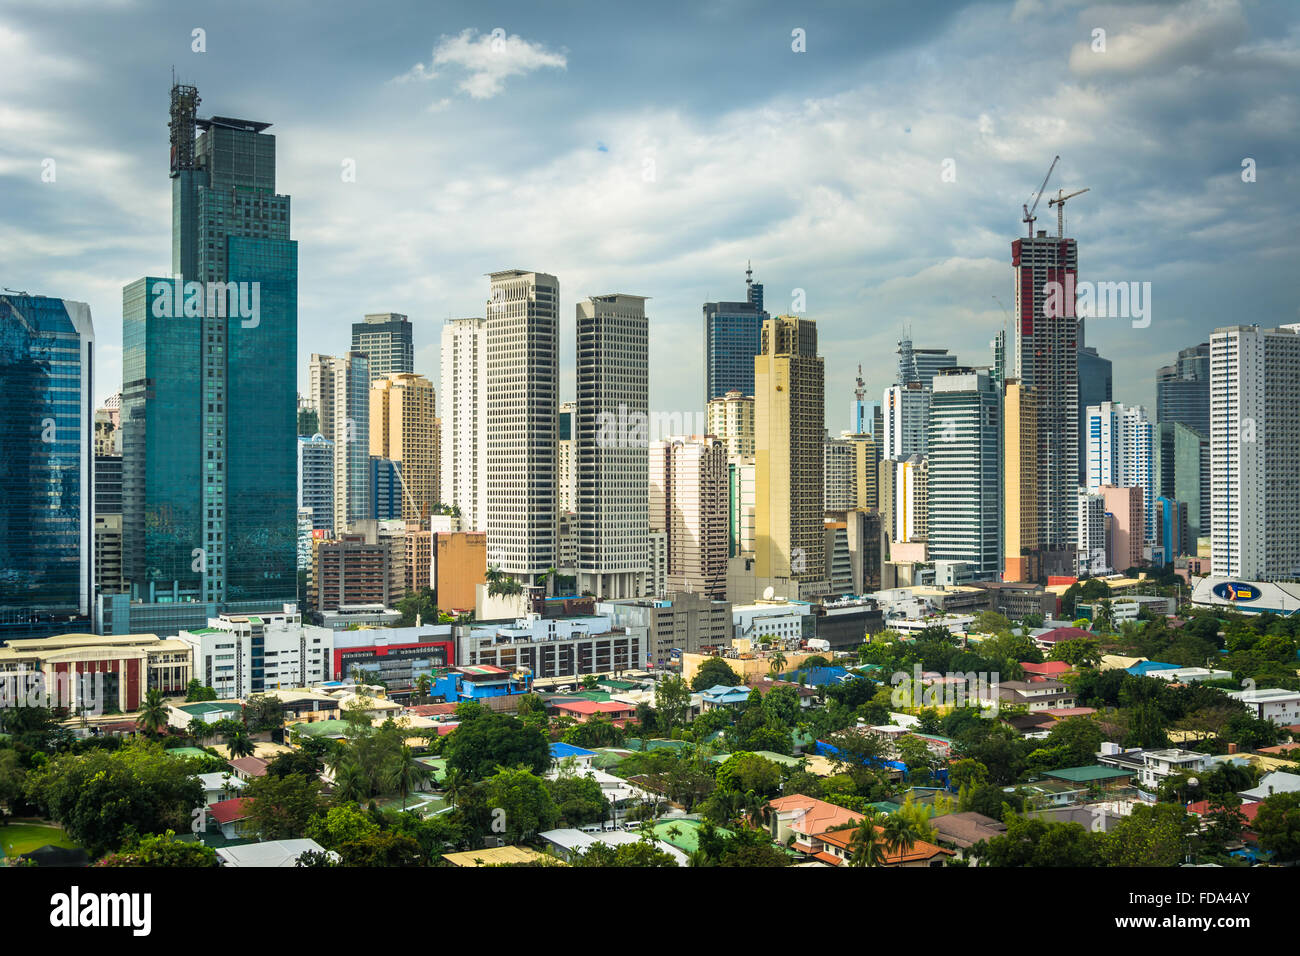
[443, 769, 468, 809]
[385, 745, 433, 810]
[224, 726, 255, 759]
[768, 653, 788, 679]
[881, 813, 921, 860]
[848, 813, 889, 867]
[415, 674, 432, 704]
[137, 688, 169, 737]
[333, 758, 370, 804]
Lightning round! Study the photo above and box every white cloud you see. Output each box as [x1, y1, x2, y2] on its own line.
[397, 28, 566, 100]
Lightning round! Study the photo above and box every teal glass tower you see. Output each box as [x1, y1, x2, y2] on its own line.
[0, 295, 95, 638]
[121, 84, 297, 607]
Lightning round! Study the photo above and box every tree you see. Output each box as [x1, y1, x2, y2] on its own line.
[1102, 803, 1194, 867]
[562, 715, 624, 749]
[95, 831, 218, 867]
[224, 725, 255, 759]
[395, 587, 438, 628]
[971, 814, 1103, 867]
[472, 767, 559, 843]
[306, 803, 379, 850]
[715, 752, 783, 798]
[24, 740, 204, 856]
[486, 566, 524, 598]
[655, 675, 692, 733]
[184, 680, 217, 703]
[0, 749, 27, 815]
[847, 813, 889, 867]
[337, 830, 426, 867]
[243, 773, 326, 841]
[1253, 792, 1300, 862]
[546, 770, 611, 826]
[384, 744, 433, 810]
[972, 611, 1013, 636]
[1050, 638, 1101, 668]
[575, 838, 679, 867]
[137, 689, 169, 737]
[443, 713, 551, 780]
[768, 652, 788, 678]
[414, 674, 432, 703]
[691, 657, 743, 691]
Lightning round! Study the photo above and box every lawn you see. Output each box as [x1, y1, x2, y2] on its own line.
[0, 823, 77, 858]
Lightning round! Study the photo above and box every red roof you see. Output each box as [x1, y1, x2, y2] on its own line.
[209, 797, 253, 825]
[552, 700, 635, 716]
[1037, 627, 1093, 644]
[1188, 800, 1262, 824]
[1043, 707, 1096, 718]
[407, 703, 458, 717]
[1021, 661, 1071, 676]
[435, 722, 461, 736]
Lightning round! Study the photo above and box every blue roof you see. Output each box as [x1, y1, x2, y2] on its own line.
[550, 742, 597, 760]
[701, 684, 751, 702]
[1127, 661, 1179, 676]
[781, 666, 849, 686]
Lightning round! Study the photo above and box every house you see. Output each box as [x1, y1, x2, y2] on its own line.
[1228, 688, 1300, 726]
[1031, 626, 1094, 652]
[550, 742, 597, 771]
[1020, 660, 1071, 682]
[1001, 712, 1056, 738]
[227, 756, 269, 781]
[1096, 745, 1213, 789]
[537, 828, 688, 866]
[767, 794, 864, 850]
[1011, 780, 1088, 808]
[928, 812, 1007, 859]
[1238, 770, 1300, 803]
[698, 685, 753, 711]
[197, 771, 246, 806]
[215, 839, 335, 867]
[1146, 666, 1233, 684]
[208, 798, 255, 840]
[805, 824, 954, 867]
[747, 677, 819, 708]
[996, 680, 1077, 712]
[551, 700, 637, 725]
[1042, 765, 1135, 794]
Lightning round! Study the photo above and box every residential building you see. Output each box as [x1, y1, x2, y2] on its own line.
[558, 400, 576, 513]
[576, 294, 650, 599]
[370, 372, 438, 522]
[309, 351, 371, 535]
[1076, 489, 1108, 576]
[1077, 345, 1112, 485]
[486, 270, 559, 583]
[649, 436, 728, 598]
[727, 457, 756, 558]
[927, 369, 1001, 576]
[1210, 324, 1300, 580]
[1086, 401, 1156, 544]
[1101, 485, 1144, 571]
[439, 317, 487, 531]
[707, 390, 755, 459]
[1003, 380, 1039, 582]
[823, 433, 856, 511]
[1228, 688, 1300, 726]
[297, 433, 334, 536]
[1155, 421, 1208, 546]
[897, 337, 957, 388]
[432, 529, 487, 614]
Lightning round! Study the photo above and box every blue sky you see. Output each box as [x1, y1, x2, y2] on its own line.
[2, 0, 1297, 428]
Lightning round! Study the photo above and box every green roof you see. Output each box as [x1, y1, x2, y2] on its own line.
[649, 820, 732, 854]
[708, 750, 801, 768]
[291, 719, 351, 737]
[622, 738, 691, 751]
[177, 702, 239, 716]
[1043, 765, 1135, 783]
[165, 747, 209, 759]
[598, 679, 640, 690]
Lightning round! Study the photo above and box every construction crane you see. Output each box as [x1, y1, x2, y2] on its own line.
[1022, 155, 1059, 237]
[1048, 187, 1090, 238]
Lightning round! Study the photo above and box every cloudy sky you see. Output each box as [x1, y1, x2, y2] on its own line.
[2, 0, 1297, 428]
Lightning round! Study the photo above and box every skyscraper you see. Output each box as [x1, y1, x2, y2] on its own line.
[823, 434, 856, 511]
[351, 313, 414, 382]
[123, 85, 297, 605]
[1012, 230, 1079, 564]
[882, 382, 930, 459]
[1210, 324, 1300, 580]
[1077, 345, 1112, 484]
[1156, 421, 1208, 545]
[704, 264, 768, 403]
[707, 390, 755, 459]
[558, 400, 577, 514]
[576, 294, 649, 599]
[439, 317, 487, 531]
[0, 294, 95, 638]
[1003, 380, 1040, 583]
[927, 368, 1001, 576]
[1157, 342, 1210, 436]
[486, 270, 558, 581]
[297, 433, 334, 536]
[1085, 401, 1156, 546]
[849, 364, 881, 436]
[370, 372, 438, 522]
[309, 352, 370, 536]
[897, 335, 957, 388]
[649, 436, 728, 598]
[755, 316, 825, 583]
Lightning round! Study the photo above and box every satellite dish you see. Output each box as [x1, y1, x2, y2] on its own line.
[763, 586, 775, 601]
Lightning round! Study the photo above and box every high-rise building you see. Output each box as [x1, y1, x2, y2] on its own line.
[1156, 496, 1189, 563]
[727, 458, 756, 558]
[849, 364, 881, 437]
[1101, 484, 1144, 572]
[892, 455, 929, 544]
[898, 344, 957, 389]
[1085, 401, 1156, 545]
[648, 436, 728, 598]
[1210, 325, 1300, 580]
[927, 368, 1001, 576]
[370, 457, 402, 521]
[123, 86, 298, 607]
[1076, 489, 1108, 575]
[1156, 421, 1208, 546]
[370, 372, 438, 522]
[1077, 345, 1112, 484]
[351, 313, 414, 382]
[755, 316, 825, 583]
[558, 401, 577, 514]
[0, 294, 95, 637]
[1012, 230, 1080, 561]
[846, 431, 881, 512]
[439, 317, 487, 531]
[486, 270, 558, 582]
[704, 264, 768, 403]
[1003, 380, 1040, 582]
[297, 433, 334, 536]
[823, 434, 856, 511]
[576, 294, 649, 599]
[882, 382, 930, 459]
[1157, 342, 1210, 436]
[309, 352, 371, 535]
[707, 390, 756, 459]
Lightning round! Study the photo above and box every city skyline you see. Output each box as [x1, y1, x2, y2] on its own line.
[3, 1, 1297, 423]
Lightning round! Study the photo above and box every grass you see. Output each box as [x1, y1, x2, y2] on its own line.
[0, 822, 77, 858]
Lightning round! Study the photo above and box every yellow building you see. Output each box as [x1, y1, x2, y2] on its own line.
[1003, 380, 1040, 582]
[707, 390, 756, 459]
[370, 373, 438, 522]
[755, 316, 825, 582]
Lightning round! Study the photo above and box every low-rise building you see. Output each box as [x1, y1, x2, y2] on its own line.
[180, 608, 333, 699]
[1228, 688, 1300, 726]
[456, 614, 645, 680]
[0, 633, 192, 714]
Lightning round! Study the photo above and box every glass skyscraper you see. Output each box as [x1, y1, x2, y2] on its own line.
[122, 85, 297, 607]
[0, 294, 95, 637]
[703, 265, 767, 403]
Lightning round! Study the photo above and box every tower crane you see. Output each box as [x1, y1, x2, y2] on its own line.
[1022, 155, 1059, 238]
[1047, 187, 1090, 238]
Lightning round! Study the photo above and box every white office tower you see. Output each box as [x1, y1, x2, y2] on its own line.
[1077, 489, 1108, 576]
[893, 455, 929, 543]
[485, 272, 559, 581]
[559, 401, 577, 514]
[1085, 401, 1156, 543]
[309, 352, 370, 535]
[927, 369, 1002, 576]
[576, 294, 650, 599]
[883, 382, 930, 459]
[649, 436, 728, 598]
[824, 433, 857, 511]
[1211, 325, 1300, 580]
[439, 317, 487, 531]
